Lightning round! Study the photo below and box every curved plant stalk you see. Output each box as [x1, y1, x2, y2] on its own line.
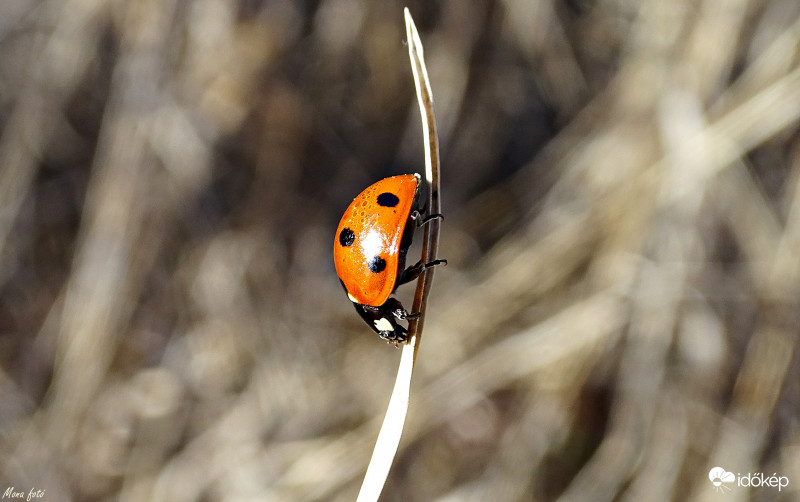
[356, 8, 442, 501]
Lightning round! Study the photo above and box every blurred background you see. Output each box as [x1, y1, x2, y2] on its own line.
[1, 0, 799, 501]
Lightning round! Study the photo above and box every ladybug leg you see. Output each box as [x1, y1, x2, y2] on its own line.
[420, 213, 444, 225]
[382, 297, 407, 319]
[395, 258, 448, 287]
[410, 210, 444, 227]
[382, 297, 419, 321]
[385, 297, 423, 324]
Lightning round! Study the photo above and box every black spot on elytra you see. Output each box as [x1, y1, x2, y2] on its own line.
[377, 192, 400, 207]
[368, 256, 386, 273]
[339, 227, 355, 247]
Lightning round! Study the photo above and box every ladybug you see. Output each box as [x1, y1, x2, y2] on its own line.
[334, 173, 445, 343]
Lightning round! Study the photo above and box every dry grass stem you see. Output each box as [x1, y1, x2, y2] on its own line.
[357, 8, 442, 501]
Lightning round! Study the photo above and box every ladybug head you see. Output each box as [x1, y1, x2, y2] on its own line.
[334, 285, 407, 344]
[351, 301, 409, 343]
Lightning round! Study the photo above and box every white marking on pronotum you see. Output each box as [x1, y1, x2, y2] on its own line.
[348, 292, 358, 303]
[374, 318, 394, 332]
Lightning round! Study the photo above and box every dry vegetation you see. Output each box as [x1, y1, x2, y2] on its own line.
[1, 0, 800, 501]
